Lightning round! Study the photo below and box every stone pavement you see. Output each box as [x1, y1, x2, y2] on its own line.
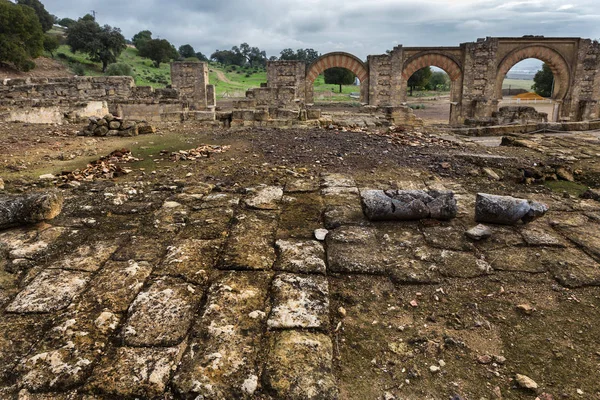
[0, 172, 599, 399]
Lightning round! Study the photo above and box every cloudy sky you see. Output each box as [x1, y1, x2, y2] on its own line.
[43, 0, 600, 60]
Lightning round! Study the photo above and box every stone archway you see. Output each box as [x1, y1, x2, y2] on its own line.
[305, 52, 369, 104]
[495, 45, 571, 121]
[401, 52, 464, 124]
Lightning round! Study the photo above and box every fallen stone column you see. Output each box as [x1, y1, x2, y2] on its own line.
[361, 189, 457, 221]
[475, 193, 547, 225]
[0, 191, 63, 230]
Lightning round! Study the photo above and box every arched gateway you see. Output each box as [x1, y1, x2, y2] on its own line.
[256, 37, 599, 123]
[305, 52, 369, 104]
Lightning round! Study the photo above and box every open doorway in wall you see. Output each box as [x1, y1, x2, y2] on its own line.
[311, 67, 361, 111]
[405, 67, 451, 125]
[500, 58, 556, 121]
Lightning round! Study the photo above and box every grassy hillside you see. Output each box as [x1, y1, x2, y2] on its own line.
[502, 78, 534, 91]
[50, 37, 361, 101]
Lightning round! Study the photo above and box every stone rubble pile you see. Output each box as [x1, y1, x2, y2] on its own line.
[163, 145, 231, 161]
[78, 114, 156, 137]
[372, 126, 459, 148]
[56, 149, 138, 183]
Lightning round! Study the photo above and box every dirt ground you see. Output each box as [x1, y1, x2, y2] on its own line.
[0, 120, 599, 400]
[0, 57, 73, 80]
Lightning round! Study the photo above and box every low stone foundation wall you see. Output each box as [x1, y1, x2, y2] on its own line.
[450, 120, 600, 136]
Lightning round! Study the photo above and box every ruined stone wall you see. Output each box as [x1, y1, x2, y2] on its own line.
[0, 62, 216, 123]
[170, 62, 210, 110]
[267, 61, 306, 102]
[0, 76, 135, 107]
[367, 54, 394, 107]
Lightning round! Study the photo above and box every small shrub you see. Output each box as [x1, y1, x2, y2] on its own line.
[245, 73, 251, 78]
[105, 63, 134, 77]
[72, 63, 86, 76]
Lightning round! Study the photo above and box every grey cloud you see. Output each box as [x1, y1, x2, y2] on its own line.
[42, 0, 600, 60]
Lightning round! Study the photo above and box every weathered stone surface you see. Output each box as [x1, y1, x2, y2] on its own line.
[542, 248, 600, 287]
[422, 224, 475, 251]
[17, 307, 121, 391]
[277, 192, 324, 238]
[244, 186, 283, 210]
[475, 193, 548, 225]
[263, 331, 338, 400]
[274, 239, 326, 274]
[197, 192, 240, 209]
[112, 236, 167, 262]
[553, 221, 600, 261]
[361, 190, 457, 221]
[285, 178, 319, 193]
[417, 248, 492, 278]
[86, 343, 186, 398]
[321, 173, 355, 188]
[182, 208, 233, 240]
[486, 248, 547, 273]
[0, 315, 50, 381]
[79, 260, 153, 312]
[326, 225, 439, 283]
[268, 273, 329, 330]
[152, 200, 188, 233]
[7, 269, 90, 313]
[173, 271, 270, 398]
[122, 277, 202, 346]
[153, 239, 222, 284]
[323, 203, 366, 229]
[48, 241, 118, 272]
[219, 210, 277, 270]
[520, 226, 567, 247]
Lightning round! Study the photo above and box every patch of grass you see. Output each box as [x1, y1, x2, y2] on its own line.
[503, 78, 534, 91]
[544, 180, 588, 197]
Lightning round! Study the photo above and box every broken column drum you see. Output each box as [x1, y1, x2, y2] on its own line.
[475, 193, 548, 225]
[361, 190, 457, 221]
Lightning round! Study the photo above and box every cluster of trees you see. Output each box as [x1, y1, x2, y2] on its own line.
[531, 63, 553, 97]
[0, 0, 55, 71]
[407, 67, 450, 95]
[279, 48, 320, 64]
[210, 43, 267, 68]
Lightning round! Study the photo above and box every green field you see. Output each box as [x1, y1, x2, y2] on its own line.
[502, 78, 534, 91]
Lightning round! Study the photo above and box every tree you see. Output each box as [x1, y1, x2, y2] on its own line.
[428, 71, 449, 91]
[66, 16, 126, 72]
[210, 49, 244, 66]
[195, 51, 208, 61]
[138, 38, 178, 67]
[43, 33, 59, 57]
[17, 0, 53, 32]
[179, 44, 195, 59]
[324, 67, 355, 93]
[279, 48, 320, 64]
[532, 63, 554, 98]
[57, 17, 75, 28]
[132, 30, 152, 50]
[407, 67, 432, 96]
[0, 1, 44, 71]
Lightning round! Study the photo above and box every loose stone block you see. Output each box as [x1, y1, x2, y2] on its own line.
[268, 273, 330, 330]
[172, 271, 270, 398]
[122, 277, 203, 346]
[263, 331, 338, 400]
[7, 269, 90, 313]
[274, 239, 326, 274]
[219, 210, 278, 270]
[86, 343, 186, 398]
[244, 186, 283, 210]
[475, 193, 548, 225]
[361, 189, 457, 221]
